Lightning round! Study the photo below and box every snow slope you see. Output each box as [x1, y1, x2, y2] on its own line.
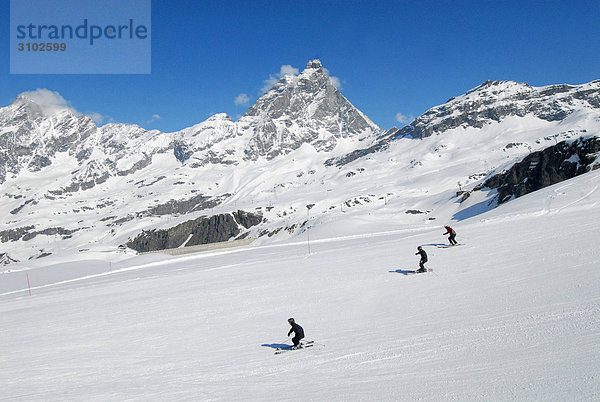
[1, 169, 599, 400]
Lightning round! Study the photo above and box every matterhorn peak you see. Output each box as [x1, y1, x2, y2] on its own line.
[300, 59, 328, 82]
[240, 59, 380, 159]
[305, 59, 323, 69]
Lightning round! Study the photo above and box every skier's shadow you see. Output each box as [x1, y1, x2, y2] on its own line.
[421, 243, 445, 247]
[389, 269, 417, 275]
[261, 343, 290, 350]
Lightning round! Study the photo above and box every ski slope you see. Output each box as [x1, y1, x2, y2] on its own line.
[1, 171, 600, 400]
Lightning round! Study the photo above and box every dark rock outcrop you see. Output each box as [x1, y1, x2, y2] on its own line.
[126, 210, 262, 252]
[232, 210, 263, 229]
[0, 225, 81, 242]
[142, 193, 228, 217]
[0, 225, 35, 242]
[483, 136, 600, 204]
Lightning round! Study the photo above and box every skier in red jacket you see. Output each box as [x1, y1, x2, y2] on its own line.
[443, 226, 458, 245]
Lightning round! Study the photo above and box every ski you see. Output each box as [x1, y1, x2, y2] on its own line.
[274, 341, 314, 354]
[437, 244, 462, 248]
[407, 268, 433, 275]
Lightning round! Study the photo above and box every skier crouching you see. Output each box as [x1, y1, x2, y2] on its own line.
[287, 318, 305, 349]
[443, 225, 458, 245]
[415, 246, 428, 273]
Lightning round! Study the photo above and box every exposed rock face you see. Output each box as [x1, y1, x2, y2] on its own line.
[0, 225, 80, 242]
[0, 226, 35, 242]
[240, 59, 380, 159]
[0, 96, 97, 184]
[174, 113, 241, 167]
[483, 137, 600, 204]
[398, 80, 600, 140]
[0, 95, 169, 189]
[126, 211, 263, 252]
[232, 210, 263, 229]
[141, 194, 228, 217]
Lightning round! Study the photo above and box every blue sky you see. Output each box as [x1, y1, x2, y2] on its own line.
[1, 0, 599, 132]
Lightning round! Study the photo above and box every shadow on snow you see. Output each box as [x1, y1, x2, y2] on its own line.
[452, 192, 497, 221]
[388, 269, 417, 275]
[261, 343, 291, 350]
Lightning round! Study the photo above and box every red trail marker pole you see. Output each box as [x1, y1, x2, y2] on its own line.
[26, 273, 32, 296]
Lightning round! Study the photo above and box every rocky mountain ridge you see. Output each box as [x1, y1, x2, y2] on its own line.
[241, 59, 379, 159]
[399, 79, 600, 139]
[329, 79, 600, 167]
[1, 60, 380, 187]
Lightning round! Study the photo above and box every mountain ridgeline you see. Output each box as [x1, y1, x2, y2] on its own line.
[327, 79, 600, 167]
[0, 60, 599, 261]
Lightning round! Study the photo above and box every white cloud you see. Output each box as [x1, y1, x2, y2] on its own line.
[18, 89, 112, 126]
[18, 88, 77, 116]
[261, 76, 279, 93]
[261, 64, 300, 93]
[234, 93, 250, 106]
[321, 67, 342, 89]
[328, 75, 342, 89]
[84, 111, 117, 126]
[279, 64, 299, 76]
[395, 112, 415, 125]
[145, 113, 162, 124]
[86, 112, 105, 125]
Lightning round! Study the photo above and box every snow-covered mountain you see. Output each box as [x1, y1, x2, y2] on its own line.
[1, 62, 599, 262]
[1, 60, 380, 186]
[329, 79, 600, 166]
[401, 79, 600, 139]
[241, 59, 379, 159]
[169, 60, 380, 166]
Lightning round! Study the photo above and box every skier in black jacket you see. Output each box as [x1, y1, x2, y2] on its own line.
[287, 318, 305, 349]
[415, 246, 428, 273]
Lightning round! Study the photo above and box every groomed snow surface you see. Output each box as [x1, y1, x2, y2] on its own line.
[2, 171, 600, 400]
